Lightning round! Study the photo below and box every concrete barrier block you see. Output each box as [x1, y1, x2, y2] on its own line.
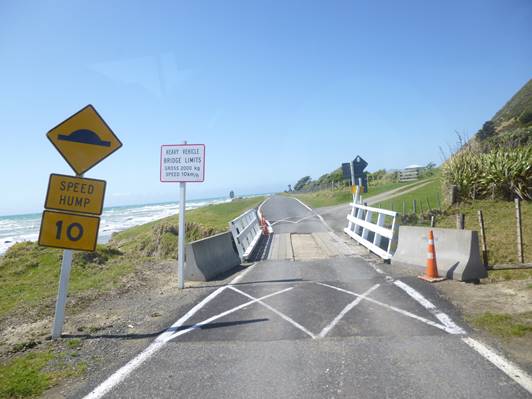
[392, 226, 487, 281]
[185, 231, 241, 281]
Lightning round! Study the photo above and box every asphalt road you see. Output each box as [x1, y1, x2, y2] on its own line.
[79, 195, 531, 399]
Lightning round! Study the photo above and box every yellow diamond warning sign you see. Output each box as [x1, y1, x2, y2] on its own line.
[46, 105, 122, 175]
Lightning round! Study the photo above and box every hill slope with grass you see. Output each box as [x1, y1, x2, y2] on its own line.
[0, 197, 264, 327]
[474, 78, 532, 149]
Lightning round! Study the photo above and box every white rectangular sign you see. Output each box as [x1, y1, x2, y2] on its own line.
[160, 144, 205, 183]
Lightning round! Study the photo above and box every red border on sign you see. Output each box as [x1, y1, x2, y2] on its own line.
[160, 144, 206, 183]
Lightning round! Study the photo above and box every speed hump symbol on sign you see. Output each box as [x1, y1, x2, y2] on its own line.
[38, 210, 100, 252]
[46, 105, 122, 175]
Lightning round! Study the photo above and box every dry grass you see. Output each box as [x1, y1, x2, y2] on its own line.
[436, 199, 531, 265]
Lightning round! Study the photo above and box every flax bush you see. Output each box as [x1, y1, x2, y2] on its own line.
[442, 146, 532, 201]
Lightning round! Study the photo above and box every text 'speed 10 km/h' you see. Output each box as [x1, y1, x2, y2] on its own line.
[160, 144, 205, 183]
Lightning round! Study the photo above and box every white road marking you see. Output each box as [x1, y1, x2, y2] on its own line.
[462, 337, 532, 394]
[316, 214, 327, 226]
[318, 284, 380, 338]
[271, 214, 316, 226]
[230, 262, 257, 285]
[289, 197, 334, 232]
[278, 195, 531, 394]
[83, 340, 165, 399]
[290, 197, 314, 212]
[393, 280, 465, 335]
[166, 287, 294, 341]
[316, 282, 458, 334]
[370, 263, 385, 274]
[83, 263, 258, 399]
[229, 286, 317, 339]
[257, 196, 272, 216]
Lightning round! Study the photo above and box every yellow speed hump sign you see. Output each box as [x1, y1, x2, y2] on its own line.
[45, 174, 106, 215]
[46, 105, 122, 175]
[38, 210, 100, 251]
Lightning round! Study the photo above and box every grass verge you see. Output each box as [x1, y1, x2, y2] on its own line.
[469, 312, 532, 338]
[436, 200, 531, 265]
[374, 178, 442, 213]
[372, 176, 531, 266]
[285, 181, 419, 209]
[0, 243, 132, 320]
[0, 196, 265, 322]
[0, 350, 86, 398]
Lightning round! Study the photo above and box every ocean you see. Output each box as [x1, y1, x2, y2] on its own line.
[0, 196, 233, 255]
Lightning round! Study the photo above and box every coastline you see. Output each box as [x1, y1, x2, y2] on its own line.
[0, 197, 228, 255]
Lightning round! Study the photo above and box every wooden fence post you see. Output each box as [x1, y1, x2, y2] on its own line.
[449, 185, 458, 205]
[413, 199, 417, 214]
[515, 198, 524, 263]
[478, 210, 488, 269]
[456, 213, 465, 229]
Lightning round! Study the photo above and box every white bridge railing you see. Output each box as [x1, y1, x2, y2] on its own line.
[229, 209, 262, 261]
[344, 189, 399, 260]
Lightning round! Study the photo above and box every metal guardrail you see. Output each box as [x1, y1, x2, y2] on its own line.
[229, 209, 262, 261]
[344, 190, 399, 260]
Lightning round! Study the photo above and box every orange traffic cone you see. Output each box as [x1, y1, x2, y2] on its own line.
[418, 230, 445, 282]
[260, 216, 270, 236]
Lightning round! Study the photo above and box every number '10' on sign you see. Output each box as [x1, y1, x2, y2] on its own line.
[38, 210, 100, 252]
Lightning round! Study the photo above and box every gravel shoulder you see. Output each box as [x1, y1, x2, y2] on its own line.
[0, 256, 249, 398]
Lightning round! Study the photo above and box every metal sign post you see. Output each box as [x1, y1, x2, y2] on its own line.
[160, 142, 206, 289]
[39, 104, 122, 339]
[178, 142, 187, 289]
[349, 162, 356, 202]
[49, 175, 103, 339]
[52, 250, 73, 338]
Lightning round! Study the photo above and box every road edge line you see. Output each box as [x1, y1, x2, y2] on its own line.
[82, 263, 257, 399]
[462, 337, 532, 394]
[393, 280, 466, 335]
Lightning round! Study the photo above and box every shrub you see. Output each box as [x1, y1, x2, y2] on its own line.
[442, 146, 532, 201]
[519, 110, 532, 126]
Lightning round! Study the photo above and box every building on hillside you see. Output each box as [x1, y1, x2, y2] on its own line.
[399, 164, 424, 182]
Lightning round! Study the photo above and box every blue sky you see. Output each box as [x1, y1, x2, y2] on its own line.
[0, 0, 530, 215]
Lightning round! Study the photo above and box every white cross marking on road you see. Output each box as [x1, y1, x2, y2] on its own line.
[318, 283, 380, 338]
[316, 282, 465, 335]
[165, 287, 294, 341]
[228, 285, 317, 339]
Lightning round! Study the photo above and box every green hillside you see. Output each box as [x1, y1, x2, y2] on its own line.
[493, 79, 532, 126]
[474, 79, 532, 149]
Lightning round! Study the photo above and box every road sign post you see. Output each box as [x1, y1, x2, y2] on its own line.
[52, 248, 73, 339]
[38, 104, 121, 339]
[179, 176, 186, 289]
[349, 162, 356, 202]
[160, 142, 205, 289]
